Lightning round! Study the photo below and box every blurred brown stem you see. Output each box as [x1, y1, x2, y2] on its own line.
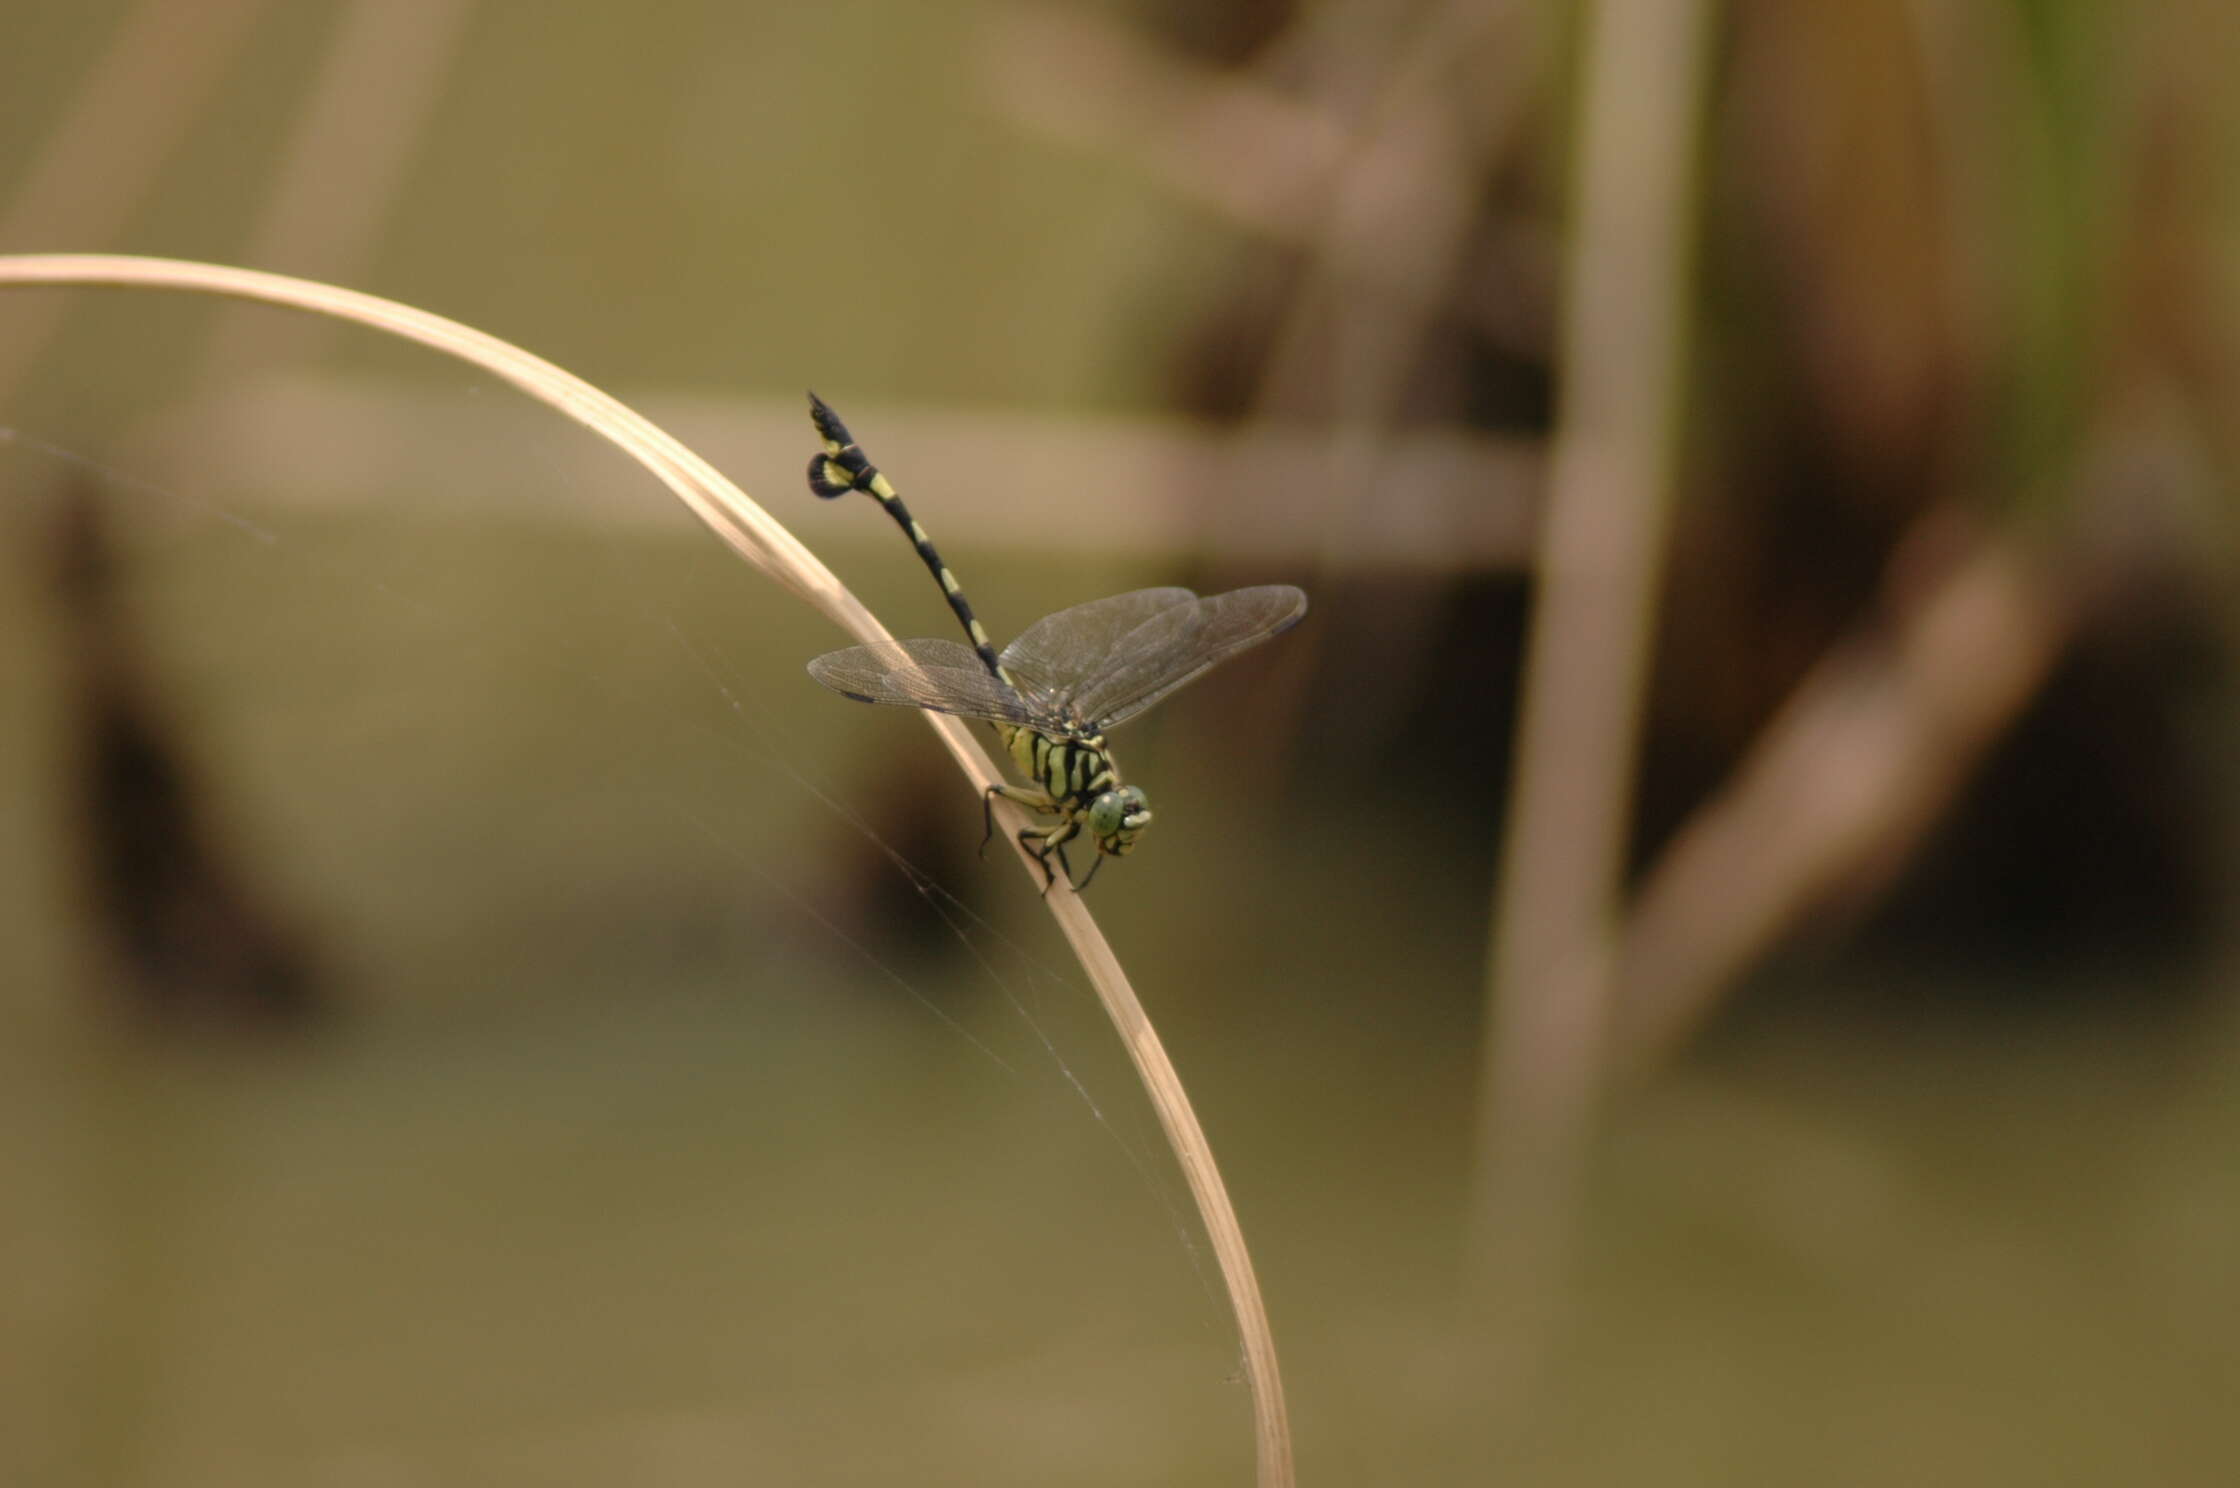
[981, 1, 1547, 354]
[1470, 0, 1715, 1390]
[195, 0, 473, 385]
[1615, 513, 2074, 1072]
[0, 0, 273, 405]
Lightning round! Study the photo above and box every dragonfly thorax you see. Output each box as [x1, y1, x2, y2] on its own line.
[1001, 725, 1151, 855]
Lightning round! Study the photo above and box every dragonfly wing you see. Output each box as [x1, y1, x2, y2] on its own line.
[1067, 585, 1308, 729]
[807, 637, 1038, 726]
[998, 587, 1196, 715]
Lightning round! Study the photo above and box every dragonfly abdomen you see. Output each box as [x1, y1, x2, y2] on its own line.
[807, 393, 1009, 684]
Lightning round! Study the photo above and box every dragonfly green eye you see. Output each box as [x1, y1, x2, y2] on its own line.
[1089, 786, 1153, 853]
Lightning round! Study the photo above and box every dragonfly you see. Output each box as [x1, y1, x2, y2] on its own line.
[802, 394, 1308, 890]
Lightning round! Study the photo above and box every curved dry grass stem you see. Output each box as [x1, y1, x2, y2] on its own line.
[1471, 0, 1715, 1406]
[0, 253, 1293, 1488]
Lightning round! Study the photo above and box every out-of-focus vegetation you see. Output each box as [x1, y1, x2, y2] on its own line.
[4, 1, 2239, 1484]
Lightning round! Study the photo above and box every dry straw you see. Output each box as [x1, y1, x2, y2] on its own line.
[0, 253, 1294, 1487]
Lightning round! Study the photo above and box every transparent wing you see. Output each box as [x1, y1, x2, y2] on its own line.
[997, 587, 1197, 714]
[1004, 584, 1308, 731]
[807, 637, 1038, 726]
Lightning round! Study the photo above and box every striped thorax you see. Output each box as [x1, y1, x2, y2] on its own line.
[998, 721, 1152, 861]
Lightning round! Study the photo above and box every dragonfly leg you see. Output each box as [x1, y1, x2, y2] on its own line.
[1016, 829, 1057, 890]
[983, 783, 1057, 857]
[1074, 852, 1106, 891]
[1022, 817, 1081, 894]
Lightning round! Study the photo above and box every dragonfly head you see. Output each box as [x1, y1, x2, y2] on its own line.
[1087, 785, 1153, 856]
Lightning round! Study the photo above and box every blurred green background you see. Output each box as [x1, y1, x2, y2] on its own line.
[4, 1, 2239, 1484]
